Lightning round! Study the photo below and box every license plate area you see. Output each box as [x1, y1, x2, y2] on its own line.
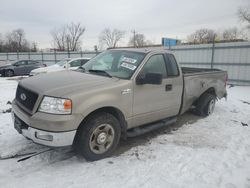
[14, 117, 22, 133]
[14, 115, 28, 134]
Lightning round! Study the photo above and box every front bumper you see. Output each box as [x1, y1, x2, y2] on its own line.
[0, 69, 4, 76]
[12, 100, 80, 147]
[18, 124, 76, 147]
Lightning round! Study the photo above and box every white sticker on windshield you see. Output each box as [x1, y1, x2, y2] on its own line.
[120, 62, 137, 70]
[121, 57, 137, 64]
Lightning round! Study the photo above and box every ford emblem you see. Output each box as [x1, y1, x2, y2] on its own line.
[20, 93, 26, 101]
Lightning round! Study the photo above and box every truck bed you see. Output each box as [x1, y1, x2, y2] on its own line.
[180, 67, 227, 114]
[181, 67, 223, 76]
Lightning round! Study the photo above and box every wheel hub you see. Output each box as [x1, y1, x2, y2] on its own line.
[97, 132, 107, 144]
[208, 99, 215, 114]
[89, 124, 115, 154]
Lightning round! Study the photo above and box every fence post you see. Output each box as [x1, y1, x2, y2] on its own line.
[67, 49, 70, 58]
[6, 52, 9, 61]
[41, 51, 44, 63]
[54, 50, 57, 63]
[211, 35, 215, 69]
[17, 50, 19, 60]
[80, 51, 83, 57]
[28, 51, 31, 60]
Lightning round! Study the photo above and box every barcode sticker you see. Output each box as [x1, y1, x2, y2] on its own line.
[121, 57, 137, 64]
[120, 62, 137, 70]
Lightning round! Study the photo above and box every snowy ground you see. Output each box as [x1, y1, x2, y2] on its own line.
[0, 77, 250, 188]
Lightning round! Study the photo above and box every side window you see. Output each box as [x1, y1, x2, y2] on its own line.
[165, 54, 179, 77]
[15, 61, 27, 66]
[27, 61, 37, 65]
[140, 54, 167, 78]
[70, 60, 81, 67]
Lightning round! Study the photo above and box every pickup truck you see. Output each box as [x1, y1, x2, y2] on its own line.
[12, 48, 227, 161]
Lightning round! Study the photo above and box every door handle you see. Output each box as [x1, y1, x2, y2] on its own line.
[165, 84, 172, 91]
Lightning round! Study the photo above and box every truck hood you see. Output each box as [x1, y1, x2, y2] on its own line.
[20, 71, 117, 97]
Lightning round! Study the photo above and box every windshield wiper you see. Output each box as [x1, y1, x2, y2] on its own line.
[88, 69, 112, 78]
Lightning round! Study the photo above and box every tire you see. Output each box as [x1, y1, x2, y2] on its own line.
[74, 112, 121, 161]
[195, 93, 216, 117]
[5, 69, 14, 77]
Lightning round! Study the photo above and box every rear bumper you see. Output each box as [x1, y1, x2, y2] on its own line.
[12, 100, 80, 147]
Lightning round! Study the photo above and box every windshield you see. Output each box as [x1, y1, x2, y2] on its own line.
[82, 50, 146, 79]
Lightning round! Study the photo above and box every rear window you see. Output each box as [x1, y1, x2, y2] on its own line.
[165, 54, 179, 77]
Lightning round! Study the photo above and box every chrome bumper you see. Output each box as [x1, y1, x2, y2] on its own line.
[21, 127, 76, 147]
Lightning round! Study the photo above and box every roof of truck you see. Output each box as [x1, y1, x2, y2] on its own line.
[110, 47, 171, 54]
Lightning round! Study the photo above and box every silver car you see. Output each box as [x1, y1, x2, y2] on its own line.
[0, 60, 46, 77]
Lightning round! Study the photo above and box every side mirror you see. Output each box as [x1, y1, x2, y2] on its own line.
[136, 73, 163, 85]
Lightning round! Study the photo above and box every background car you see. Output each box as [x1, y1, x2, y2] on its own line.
[0, 60, 46, 77]
[29, 57, 90, 76]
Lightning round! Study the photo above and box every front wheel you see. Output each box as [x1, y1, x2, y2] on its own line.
[74, 112, 121, 161]
[5, 70, 14, 77]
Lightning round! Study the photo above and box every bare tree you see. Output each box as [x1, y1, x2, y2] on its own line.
[99, 28, 125, 48]
[238, 7, 250, 24]
[51, 26, 67, 51]
[51, 22, 85, 51]
[31, 42, 38, 52]
[0, 29, 36, 52]
[222, 27, 240, 40]
[187, 28, 217, 43]
[5, 29, 30, 52]
[129, 33, 147, 47]
[66, 22, 85, 51]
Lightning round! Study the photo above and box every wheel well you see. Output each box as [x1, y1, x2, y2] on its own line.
[5, 69, 14, 74]
[204, 87, 216, 96]
[193, 87, 217, 106]
[78, 107, 127, 138]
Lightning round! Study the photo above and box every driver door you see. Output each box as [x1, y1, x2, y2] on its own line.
[132, 54, 181, 127]
[14, 61, 28, 75]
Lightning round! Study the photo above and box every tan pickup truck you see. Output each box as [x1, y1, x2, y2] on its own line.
[12, 48, 227, 160]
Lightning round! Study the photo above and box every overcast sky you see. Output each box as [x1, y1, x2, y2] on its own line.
[0, 0, 249, 50]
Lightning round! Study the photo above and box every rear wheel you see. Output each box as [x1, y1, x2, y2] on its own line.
[74, 112, 121, 161]
[195, 93, 216, 117]
[5, 70, 14, 77]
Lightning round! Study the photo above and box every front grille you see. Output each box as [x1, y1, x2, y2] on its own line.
[16, 85, 38, 112]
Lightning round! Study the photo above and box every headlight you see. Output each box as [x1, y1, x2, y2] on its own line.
[38, 96, 72, 114]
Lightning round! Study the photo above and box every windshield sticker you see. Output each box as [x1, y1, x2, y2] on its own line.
[121, 57, 137, 64]
[120, 62, 137, 70]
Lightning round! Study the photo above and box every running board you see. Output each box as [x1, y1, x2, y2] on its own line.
[126, 117, 177, 137]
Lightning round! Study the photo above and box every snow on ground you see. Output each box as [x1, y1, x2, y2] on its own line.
[0, 77, 250, 188]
